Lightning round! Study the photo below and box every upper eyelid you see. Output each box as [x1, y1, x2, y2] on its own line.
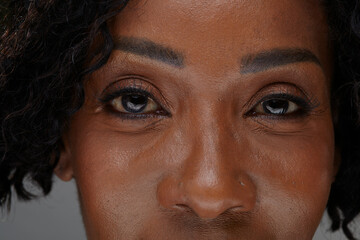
[99, 87, 157, 103]
[98, 77, 174, 111]
[99, 76, 152, 99]
[253, 93, 316, 112]
[242, 82, 317, 110]
[255, 93, 310, 107]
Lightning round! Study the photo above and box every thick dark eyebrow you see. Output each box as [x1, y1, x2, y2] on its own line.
[240, 48, 321, 74]
[113, 36, 184, 68]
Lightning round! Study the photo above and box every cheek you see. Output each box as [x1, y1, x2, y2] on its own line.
[253, 119, 335, 237]
[69, 124, 167, 239]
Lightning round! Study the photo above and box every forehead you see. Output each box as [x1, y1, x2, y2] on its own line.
[107, 0, 331, 77]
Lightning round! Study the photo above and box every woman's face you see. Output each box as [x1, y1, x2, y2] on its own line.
[56, 0, 337, 239]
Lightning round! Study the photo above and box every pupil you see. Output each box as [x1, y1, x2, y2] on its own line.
[122, 94, 148, 113]
[263, 99, 289, 114]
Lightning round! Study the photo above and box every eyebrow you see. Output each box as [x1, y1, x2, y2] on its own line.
[240, 48, 321, 74]
[113, 36, 184, 68]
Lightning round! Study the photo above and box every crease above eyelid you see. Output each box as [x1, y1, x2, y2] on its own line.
[100, 77, 158, 101]
[240, 81, 314, 110]
[256, 94, 310, 107]
[100, 86, 158, 104]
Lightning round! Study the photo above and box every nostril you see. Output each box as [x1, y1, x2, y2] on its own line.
[175, 204, 188, 208]
[227, 206, 248, 213]
[173, 204, 193, 213]
[173, 204, 188, 210]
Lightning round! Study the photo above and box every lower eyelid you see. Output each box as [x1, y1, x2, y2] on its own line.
[105, 108, 160, 121]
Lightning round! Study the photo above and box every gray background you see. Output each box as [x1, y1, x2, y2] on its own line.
[0, 177, 358, 240]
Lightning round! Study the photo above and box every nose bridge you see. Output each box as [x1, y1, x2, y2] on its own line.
[189, 93, 241, 172]
[185, 107, 232, 188]
[182, 106, 248, 198]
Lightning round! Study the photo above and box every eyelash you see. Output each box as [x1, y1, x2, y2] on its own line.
[246, 93, 316, 119]
[100, 87, 169, 120]
[100, 87, 315, 121]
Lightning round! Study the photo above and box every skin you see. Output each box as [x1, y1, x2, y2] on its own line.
[55, 0, 338, 239]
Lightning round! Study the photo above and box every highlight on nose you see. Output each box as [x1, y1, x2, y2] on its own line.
[157, 173, 257, 220]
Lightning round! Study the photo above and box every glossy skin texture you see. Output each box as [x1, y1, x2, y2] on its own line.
[56, 0, 337, 239]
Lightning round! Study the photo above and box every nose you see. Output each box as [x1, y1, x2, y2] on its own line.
[157, 120, 256, 219]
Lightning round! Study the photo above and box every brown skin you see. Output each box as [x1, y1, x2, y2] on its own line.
[55, 0, 338, 239]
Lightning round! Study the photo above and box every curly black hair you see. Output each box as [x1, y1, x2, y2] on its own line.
[0, 0, 360, 239]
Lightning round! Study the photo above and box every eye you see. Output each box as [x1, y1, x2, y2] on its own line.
[249, 93, 312, 117]
[255, 98, 299, 115]
[111, 92, 159, 114]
